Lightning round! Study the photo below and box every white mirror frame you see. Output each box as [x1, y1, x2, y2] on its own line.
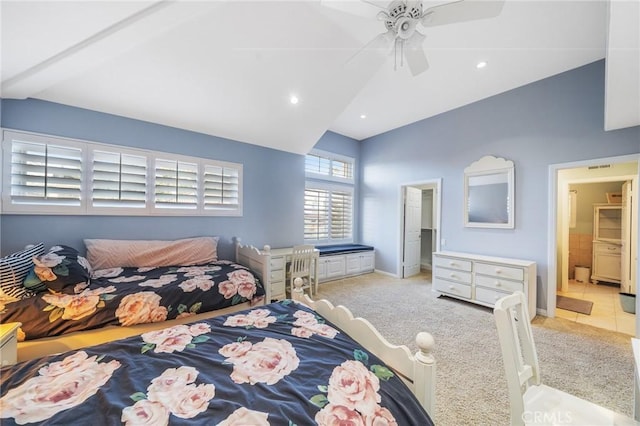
[464, 155, 515, 229]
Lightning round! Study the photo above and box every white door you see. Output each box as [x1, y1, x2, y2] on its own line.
[621, 181, 634, 293]
[403, 186, 422, 277]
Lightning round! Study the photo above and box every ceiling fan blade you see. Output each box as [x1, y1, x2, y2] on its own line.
[403, 31, 429, 76]
[345, 30, 395, 71]
[422, 0, 505, 27]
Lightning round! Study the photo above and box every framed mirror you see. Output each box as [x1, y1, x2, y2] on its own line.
[464, 155, 514, 229]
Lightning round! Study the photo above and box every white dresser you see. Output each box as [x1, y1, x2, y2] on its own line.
[433, 251, 537, 320]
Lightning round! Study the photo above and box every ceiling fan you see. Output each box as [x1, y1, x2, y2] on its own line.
[325, 0, 505, 76]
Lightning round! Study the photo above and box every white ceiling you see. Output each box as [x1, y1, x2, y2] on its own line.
[1, 1, 638, 155]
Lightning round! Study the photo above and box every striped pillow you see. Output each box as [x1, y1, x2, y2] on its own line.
[0, 243, 45, 301]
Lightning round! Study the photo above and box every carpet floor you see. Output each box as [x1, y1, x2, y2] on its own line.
[314, 272, 635, 426]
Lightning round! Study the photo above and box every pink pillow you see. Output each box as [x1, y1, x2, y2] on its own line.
[84, 237, 219, 270]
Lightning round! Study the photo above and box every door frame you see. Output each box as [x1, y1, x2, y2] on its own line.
[547, 154, 640, 323]
[398, 178, 442, 278]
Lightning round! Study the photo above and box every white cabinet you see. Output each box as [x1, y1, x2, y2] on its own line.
[592, 204, 623, 285]
[321, 256, 346, 280]
[318, 251, 375, 282]
[433, 251, 537, 320]
[592, 241, 622, 284]
[346, 252, 375, 275]
[594, 204, 622, 242]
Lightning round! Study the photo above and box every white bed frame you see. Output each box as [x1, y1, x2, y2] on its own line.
[292, 284, 437, 418]
[16, 240, 271, 362]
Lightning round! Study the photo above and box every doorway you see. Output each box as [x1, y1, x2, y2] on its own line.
[399, 179, 442, 278]
[548, 155, 639, 335]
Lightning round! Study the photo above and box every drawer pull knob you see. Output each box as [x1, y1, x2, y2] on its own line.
[495, 281, 501, 287]
[495, 269, 502, 274]
[450, 273, 456, 278]
[449, 262, 456, 266]
[449, 285, 454, 290]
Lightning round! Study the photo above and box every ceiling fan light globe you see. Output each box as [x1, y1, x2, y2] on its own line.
[396, 16, 417, 39]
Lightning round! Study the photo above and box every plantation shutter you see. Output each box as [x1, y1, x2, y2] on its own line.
[330, 190, 353, 239]
[92, 150, 147, 208]
[154, 159, 198, 208]
[9, 139, 82, 206]
[203, 165, 240, 210]
[304, 188, 330, 240]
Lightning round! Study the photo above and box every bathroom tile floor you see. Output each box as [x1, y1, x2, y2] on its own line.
[556, 279, 636, 335]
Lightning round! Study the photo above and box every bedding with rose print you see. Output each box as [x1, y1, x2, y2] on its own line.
[0, 301, 434, 425]
[0, 261, 265, 342]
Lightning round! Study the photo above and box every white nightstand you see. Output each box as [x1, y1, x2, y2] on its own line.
[0, 322, 22, 366]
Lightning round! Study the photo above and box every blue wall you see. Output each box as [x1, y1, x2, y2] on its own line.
[0, 100, 360, 259]
[358, 60, 640, 310]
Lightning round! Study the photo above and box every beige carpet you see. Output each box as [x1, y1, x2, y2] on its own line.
[314, 272, 636, 426]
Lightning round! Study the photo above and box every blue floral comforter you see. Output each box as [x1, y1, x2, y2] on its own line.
[0, 301, 434, 425]
[0, 261, 265, 341]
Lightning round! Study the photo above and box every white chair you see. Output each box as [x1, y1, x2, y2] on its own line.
[288, 245, 315, 297]
[493, 291, 639, 426]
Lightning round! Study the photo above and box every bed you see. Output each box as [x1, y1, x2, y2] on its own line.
[0, 292, 436, 425]
[0, 238, 272, 362]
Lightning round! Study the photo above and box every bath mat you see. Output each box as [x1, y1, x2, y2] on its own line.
[557, 295, 593, 315]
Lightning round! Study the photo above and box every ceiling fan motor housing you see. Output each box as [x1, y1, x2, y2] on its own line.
[384, 1, 424, 38]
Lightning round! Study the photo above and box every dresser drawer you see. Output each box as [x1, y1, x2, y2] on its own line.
[434, 268, 472, 284]
[270, 257, 285, 270]
[475, 275, 523, 293]
[593, 243, 622, 255]
[475, 262, 524, 281]
[270, 280, 286, 300]
[271, 268, 285, 282]
[434, 256, 472, 272]
[434, 278, 472, 299]
[475, 287, 510, 306]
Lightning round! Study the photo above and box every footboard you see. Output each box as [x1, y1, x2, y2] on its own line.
[291, 285, 436, 417]
[235, 239, 271, 302]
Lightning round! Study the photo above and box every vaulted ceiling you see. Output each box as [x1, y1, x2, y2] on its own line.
[2, 1, 638, 155]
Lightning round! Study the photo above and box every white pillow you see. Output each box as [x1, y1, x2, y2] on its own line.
[84, 237, 219, 270]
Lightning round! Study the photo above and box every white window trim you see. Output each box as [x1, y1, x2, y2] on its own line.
[1, 129, 243, 216]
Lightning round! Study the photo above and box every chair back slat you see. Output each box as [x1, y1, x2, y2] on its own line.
[289, 245, 315, 295]
[494, 292, 540, 424]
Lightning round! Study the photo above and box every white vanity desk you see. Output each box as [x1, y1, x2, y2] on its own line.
[236, 243, 319, 302]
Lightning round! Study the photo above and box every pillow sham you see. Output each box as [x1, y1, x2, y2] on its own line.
[84, 236, 219, 270]
[0, 243, 45, 301]
[23, 245, 92, 293]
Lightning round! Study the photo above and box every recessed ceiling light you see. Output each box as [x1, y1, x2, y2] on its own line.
[476, 61, 488, 69]
[360, 114, 367, 119]
[289, 95, 299, 105]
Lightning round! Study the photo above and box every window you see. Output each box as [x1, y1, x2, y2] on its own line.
[1, 129, 243, 216]
[305, 150, 354, 183]
[304, 150, 355, 244]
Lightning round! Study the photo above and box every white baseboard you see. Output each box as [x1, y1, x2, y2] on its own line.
[374, 268, 399, 278]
